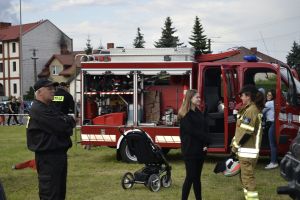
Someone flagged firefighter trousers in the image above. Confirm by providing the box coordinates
[239,157,258,199]
[35,152,68,200]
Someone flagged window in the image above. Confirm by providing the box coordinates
[51,65,60,75]
[12,43,16,53]
[0,44,2,54]
[0,63,3,73]
[12,61,16,72]
[13,83,17,94]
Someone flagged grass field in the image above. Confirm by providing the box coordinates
[0,126,290,200]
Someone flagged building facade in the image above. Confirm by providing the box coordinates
[0,20,72,98]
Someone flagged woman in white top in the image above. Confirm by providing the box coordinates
[263,89,278,169]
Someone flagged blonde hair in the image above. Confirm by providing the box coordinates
[178,89,197,120]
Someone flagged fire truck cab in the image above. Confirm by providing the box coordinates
[79,48,300,162]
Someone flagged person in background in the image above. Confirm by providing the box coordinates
[17,97,24,125]
[264,89,278,169]
[53,82,75,115]
[7,96,20,125]
[231,85,264,200]
[27,79,75,200]
[178,89,209,200]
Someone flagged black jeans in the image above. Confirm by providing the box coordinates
[182,158,205,200]
[7,114,19,125]
[35,152,67,200]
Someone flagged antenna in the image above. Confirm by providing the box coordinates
[259,31,269,55]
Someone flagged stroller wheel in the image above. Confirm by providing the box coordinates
[161,174,172,188]
[148,174,161,192]
[121,172,134,189]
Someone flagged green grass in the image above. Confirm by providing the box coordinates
[0,126,290,200]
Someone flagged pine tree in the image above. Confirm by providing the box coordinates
[85,36,93,55]
[287,41,300,76]
[133,27,145,48]
[189,16,209,55]
[154,17,183,48]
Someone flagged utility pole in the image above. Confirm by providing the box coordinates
[19,0,23,99]
[30,48,38,82]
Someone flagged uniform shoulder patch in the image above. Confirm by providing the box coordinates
[242,117,251,124]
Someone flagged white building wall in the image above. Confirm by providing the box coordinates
[9,59,19,77]
[22,20,73,95]
[9,42,19,57]
[0,41,3,59]
[3,43,8,57]
[4,60,9,77]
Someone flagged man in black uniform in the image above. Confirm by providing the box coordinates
[53,82,74,115]
[26,79,75,200]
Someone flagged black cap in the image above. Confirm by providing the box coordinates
[33,79,59,91]
[239,85,258,95]
[59,82,69,87]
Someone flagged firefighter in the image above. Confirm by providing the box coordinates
[53,82,75,115]
[231,85,265,200]
[26,79,75,200]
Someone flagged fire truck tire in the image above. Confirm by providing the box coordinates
[161,148,170,155]
[120,141,137,163]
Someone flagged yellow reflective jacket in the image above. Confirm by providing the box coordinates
[232,102,263,158]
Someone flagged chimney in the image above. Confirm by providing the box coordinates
[250,47,257,54]
[0,22,12,29]
[60,46,69,55]
[107,43,114,49]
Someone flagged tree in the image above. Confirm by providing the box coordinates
[154,17,183,48]
[189,16,209,55]
[287,41,300,76]
[133,27,145,48]
[85,36,93,55]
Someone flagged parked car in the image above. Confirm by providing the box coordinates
[0,101,9,114]
[23,101,33,114]
[277,132,300,200]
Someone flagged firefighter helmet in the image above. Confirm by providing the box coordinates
[223,158,241,177]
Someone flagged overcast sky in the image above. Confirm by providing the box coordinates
[2,0,300,63]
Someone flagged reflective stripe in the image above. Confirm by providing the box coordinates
[26,116,30,128]
[255,114,263,150]
[155,136,181,143]
[53,96,64,102]
[238,147,259,158]
[246,191,259,200]
[81,134,116,142]
[240,123,255,132]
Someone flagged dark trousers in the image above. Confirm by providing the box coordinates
[7,114,19,125]
[182,158,205,200]
[35,153,67,200]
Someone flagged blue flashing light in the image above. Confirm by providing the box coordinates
[244,55,258,62]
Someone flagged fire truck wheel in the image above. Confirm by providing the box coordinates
[121,172,134,189]
[120,141,137,163]
[161,148,170,155]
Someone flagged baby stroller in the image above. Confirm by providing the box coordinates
[119,128,172,192]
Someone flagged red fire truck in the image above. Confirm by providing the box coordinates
[78,48,300,162]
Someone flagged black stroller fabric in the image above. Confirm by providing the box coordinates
[125,130,166,164]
